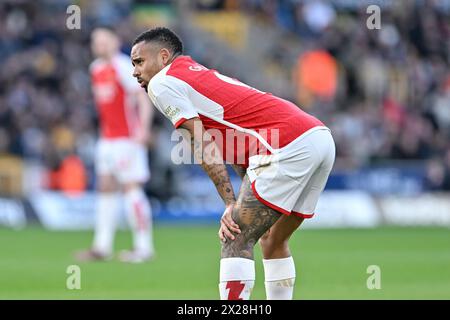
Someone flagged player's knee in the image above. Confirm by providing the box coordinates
[260,230,270,242]
[230,204,245,229]
[259,233,289,258]
[221,234,255,259]
[221,235,254,252]
[259,234,274,253]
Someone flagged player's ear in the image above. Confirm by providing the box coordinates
[159,48,171,65]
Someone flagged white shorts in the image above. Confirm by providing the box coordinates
[96,138,150,184]
[247,127,335,219]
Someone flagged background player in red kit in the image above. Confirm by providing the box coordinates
[131,27,335,298]
[76,28,155,263]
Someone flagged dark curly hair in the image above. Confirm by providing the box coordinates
[132,27,183,55]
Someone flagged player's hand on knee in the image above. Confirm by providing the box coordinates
[219,203,240,242]
[219,223,238,242]
[218,225,230,242]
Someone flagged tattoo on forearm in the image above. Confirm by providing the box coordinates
[191,136,236,205]
[231,164,246,180]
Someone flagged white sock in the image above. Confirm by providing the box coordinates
[263,256,296,300]
[124,188,154,255]
[92,192,119,255]
[219,258,255,300]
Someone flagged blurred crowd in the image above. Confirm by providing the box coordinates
[0,0,177,197]
[242,0,450,189]
[0,0,449,193]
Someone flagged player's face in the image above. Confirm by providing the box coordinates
[131,42,170,90]
[91,29,119,59]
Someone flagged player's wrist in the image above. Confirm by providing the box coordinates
[224,200,236,207]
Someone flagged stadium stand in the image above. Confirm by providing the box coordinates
[0,0,449,227]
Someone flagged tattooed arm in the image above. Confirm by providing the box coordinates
[231,164,246,180]
[179,118,241,240]
[179,117,236,206]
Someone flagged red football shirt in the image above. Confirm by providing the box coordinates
[147,56,324,167]
[90,53,141,139]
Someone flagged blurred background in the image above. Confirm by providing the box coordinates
[0,0,449,299]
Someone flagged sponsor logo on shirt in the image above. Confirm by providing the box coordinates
[164,105,181,121]
[188,64,208,72]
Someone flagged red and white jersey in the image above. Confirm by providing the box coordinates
[147,56,324,167]
[90,53,141,139]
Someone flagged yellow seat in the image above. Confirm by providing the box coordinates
[0,154,23,196]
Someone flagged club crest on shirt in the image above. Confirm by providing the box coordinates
[164,105,181,121]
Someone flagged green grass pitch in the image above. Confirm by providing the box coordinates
[0,225,449,299]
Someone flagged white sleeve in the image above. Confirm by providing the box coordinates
[149,78,198,128]
[113,54,140,92]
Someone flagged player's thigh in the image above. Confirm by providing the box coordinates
[122,181,144,193]
[97,174,119,192]
[222,175,282,258]
[260,214,304,246]
[232,175,282,242]
[114,141,150,187]
[95,140,119,192]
